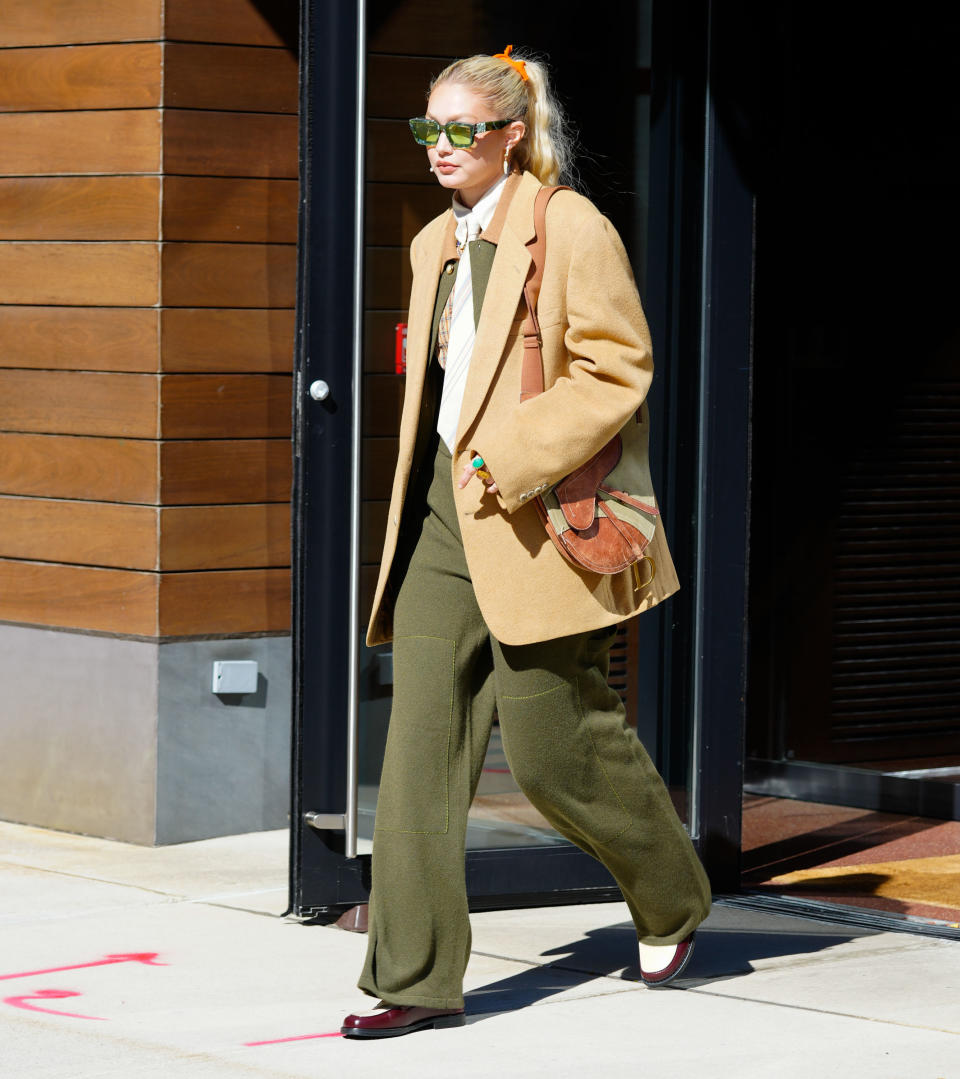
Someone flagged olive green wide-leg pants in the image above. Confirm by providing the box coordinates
[358,438,711,1010]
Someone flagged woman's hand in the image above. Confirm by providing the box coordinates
[458,452,499,494]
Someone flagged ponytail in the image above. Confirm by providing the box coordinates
[429,48,577,187]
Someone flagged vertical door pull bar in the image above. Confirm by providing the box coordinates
[343,0,368,860]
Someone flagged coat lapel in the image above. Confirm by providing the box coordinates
[455,172,541,448]
[398,213,454,462]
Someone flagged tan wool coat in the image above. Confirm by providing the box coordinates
[366,170,680,647]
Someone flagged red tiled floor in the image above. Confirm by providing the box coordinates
[741,794,960,921]
[742,796,942,879]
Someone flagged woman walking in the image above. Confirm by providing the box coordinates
[341,45,711,1039]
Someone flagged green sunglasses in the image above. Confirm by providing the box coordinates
[408,116,513,149]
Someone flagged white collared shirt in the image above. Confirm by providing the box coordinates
[452,172,509,247]
[436,174,509,453]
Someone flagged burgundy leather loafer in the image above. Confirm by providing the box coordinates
[638,930,696,986]
[341,1005,465,1039]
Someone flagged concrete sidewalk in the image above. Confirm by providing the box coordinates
[0,821,956,1078]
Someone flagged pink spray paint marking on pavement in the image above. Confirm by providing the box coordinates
[2,953,164,1024]
[0,952,165,982]
[245,1031,343,1045]
[4,989,107,1021]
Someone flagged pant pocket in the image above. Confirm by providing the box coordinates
[374,634,456,835]
[497,678,632,848]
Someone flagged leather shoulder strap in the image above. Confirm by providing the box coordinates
[520,185,570,402]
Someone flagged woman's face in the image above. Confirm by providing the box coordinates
[424,81,524,208]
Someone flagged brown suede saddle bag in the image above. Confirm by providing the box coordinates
[521,186,659,587]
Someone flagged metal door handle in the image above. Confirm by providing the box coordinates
[309,379,330,401]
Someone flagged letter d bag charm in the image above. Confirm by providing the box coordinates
[521,187,658,591]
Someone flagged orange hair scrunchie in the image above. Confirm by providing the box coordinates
[493,44,529,82]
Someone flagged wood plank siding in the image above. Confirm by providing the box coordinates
[2,1,163,48]
[161,309,296,373]
[0,43,163,112]
[0,0,297,637]
[0,177,161,241]
[0,307,159,372]
[0,111,164,176]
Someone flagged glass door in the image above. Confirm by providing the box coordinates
[291,0,710,917]
[735,2,960,933]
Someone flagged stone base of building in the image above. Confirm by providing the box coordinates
[0,624,291,845]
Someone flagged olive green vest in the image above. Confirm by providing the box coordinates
[411,239,499,480]
[428,238,497,354]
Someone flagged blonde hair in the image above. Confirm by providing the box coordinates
[430,49,576,187]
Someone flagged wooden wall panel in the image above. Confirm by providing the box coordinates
[360,564,379,626]
[367,0,484,56]
[0,178,160,241]
[159,374,291,439]
[362,438,399,500]
[160,440,291,505]
[360,501,389,565]
[365,310,406,374]
[161,308,294,372]
[362,375,404,437]
[0,564,292,637]
[164,0,297,48]
[160,503,290,570]
[158,568,290,635]
[0,371,158,437]
[162,178,298,244]
[0,1,162,47]
[0,8,300,641]
[163,111,298,177]
[160,243,296,308]
[0,110,163,176]
[164,44,298,113]
[0,308,158,372]
[0,244,159,306]
[366,55,443,119]
[0,559,158,636]
[365,182,446,247]
[0,43,162,112]
[367,119,432,183]
[0,434,159,503]
[155,27,297,634]
[0,497,157,570]
[365,247,413,310]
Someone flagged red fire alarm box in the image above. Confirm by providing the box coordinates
[394,323,408,375]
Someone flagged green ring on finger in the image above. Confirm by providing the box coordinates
[471,455,485,469]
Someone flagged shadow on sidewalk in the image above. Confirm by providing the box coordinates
[465,915,872,1020]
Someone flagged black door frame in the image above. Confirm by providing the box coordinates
[646,0,753,893]
[289,0,753,916]
[288,0,365,916]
